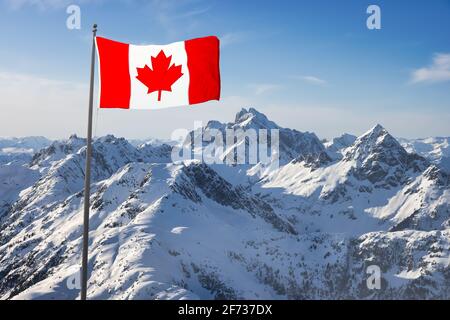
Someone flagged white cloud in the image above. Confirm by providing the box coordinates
[148,0,211,38]
[248,83,282,95]
[0,71,87,138]
[219,32,246,48]
[176,6,210,18]
[291,75,327,86]
[411,53,450,84]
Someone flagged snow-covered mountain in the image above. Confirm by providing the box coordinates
[128,138,178,148]
[399,137,450,173]
[0,136,52,165]
[0,136,51,151]
[0,109,449,300]
[184,108,330,169]
[324,133,357,160]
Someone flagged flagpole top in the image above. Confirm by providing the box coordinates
[93,24,97,33]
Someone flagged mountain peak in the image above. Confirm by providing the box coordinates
[235,107,259,122]
[96,134,121,144]
[233,107,279,130]
[355,124,394,148]
[362,123,389,137]
[371,123,385,132]
[344,124,428,186]
[68,134,79,140]
[345,124,403,161]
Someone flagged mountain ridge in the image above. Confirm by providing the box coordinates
[0,108,449,300]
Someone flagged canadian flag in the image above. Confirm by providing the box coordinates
[95,36,220,109]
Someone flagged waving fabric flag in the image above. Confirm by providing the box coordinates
[96,36,220,109]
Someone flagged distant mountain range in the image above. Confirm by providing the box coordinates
[0,136,52,165]
[0,108,449,299]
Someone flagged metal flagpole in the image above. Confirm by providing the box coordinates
[81,23,97,301]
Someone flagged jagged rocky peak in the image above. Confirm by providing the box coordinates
[91,134,141,155]
[344,124,428,186]
[202,108,279,133]
[89,134,143,165]
[68,133,80,140]
[30,134,86,166]
[65,134,86,151]
[183,108,330,167]
[90,134,171,166]
[345,124,407,162]
[205,120,224,130]
[95,134,126,145]
[55,134,138,167]
[231,108,330,166]
[232,107,279,130]
[423,164,450,186]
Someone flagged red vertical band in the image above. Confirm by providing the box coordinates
[96,37,131,109]
[185,36,221,105]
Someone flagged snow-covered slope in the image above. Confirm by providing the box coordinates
[399,137,450,173]
[324,133,357,160]
[0,109,449,300]
[261,124,447,233]
[0,163,39,220]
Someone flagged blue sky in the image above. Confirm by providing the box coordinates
[0,0,449,139]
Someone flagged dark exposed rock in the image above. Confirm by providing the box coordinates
[181,163,297,235]
[344,125,428,188]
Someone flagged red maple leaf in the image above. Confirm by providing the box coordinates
[136,50,184,101]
